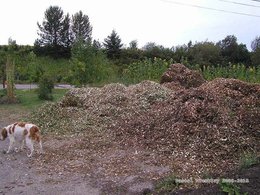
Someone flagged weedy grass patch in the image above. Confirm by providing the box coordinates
[155,175,179,193]
[0,88,68,111]
[239,152,259,170]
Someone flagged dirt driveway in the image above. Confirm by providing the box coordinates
[0,106,259,195]
[0,108,100,195]
[0,108,162,195]
[0,141,100,195]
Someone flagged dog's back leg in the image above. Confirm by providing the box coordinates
[20,139,25,151]
[7,136,15,154]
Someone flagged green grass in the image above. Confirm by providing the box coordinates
[0,88,68,111]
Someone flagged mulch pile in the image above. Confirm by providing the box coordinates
[160,63,206,89]
[30,63,260,178]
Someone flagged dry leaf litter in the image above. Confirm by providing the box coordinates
[29,63,260,186]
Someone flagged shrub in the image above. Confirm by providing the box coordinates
[37,75,55,100]
[121,57,172,84]
[69,40,116,86]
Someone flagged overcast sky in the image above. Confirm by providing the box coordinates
[0,0,259,49]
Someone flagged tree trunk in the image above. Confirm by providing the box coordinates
[6,56,16,103]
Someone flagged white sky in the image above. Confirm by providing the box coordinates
[0,0,259,49]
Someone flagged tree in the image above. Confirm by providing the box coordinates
[0,46,7,88]
[251,36,260,52]
[70,39,114,85]
[103,30,123,59]
[251,36,260,66]
[35,6,71,58]
[142,42,174,60]
[129,40,138,50]
[251,49,260,66]
[217,35,250,65]
[173,45,189,63]
[189,41,221,66]
[6,39,17,103]
[120,40,142,64]
[93,39,102,50]
[71,11,92,43]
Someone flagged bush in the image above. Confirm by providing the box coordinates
[69,40,116,86]
[121,57,172,84]
[196,63,260,83]
[37,75,55,100]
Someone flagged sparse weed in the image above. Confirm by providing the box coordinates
[239,152,259,170]
[155,175,179,193]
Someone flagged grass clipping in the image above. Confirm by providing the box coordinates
[29,63,260,177]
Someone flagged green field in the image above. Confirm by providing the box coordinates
[0,88,68,110]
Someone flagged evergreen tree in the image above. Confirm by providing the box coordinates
[35,6,71,58]
[71,11,92,43]
[103,30,123,59]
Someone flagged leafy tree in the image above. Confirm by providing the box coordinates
[142,42,174,60]
[189,41,221,66]
[217,35,238,63]
[5,39,18,103]
[251,36,260,66]
[251,49,260,66]
[70,39,114,85]
[173,45,189,63]
[251,36,260,52]
[35,6,71,58]
[0,46,7,88]
[217,35,250,65]
[71,11,92,43]
[103,30,123,59]
[129,40,138,50]
[236,44,251,65]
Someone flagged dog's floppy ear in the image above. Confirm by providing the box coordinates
[1,128,8,140]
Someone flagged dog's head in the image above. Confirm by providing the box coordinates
[0,128,8,140]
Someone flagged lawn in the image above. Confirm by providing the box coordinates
[0,89,68,124]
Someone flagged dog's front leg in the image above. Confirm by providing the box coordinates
[7,137,15,154]
[26,138,34,157]
[39,140,43,154]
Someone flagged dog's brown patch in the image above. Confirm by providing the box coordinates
[23,129,28,136]
[8,126,12,134]
[1,128,7,140]
[29,126,40,142]
[18,122,26,127]
[12,123,18,133]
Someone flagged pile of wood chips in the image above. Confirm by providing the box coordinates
[30,64,260,178]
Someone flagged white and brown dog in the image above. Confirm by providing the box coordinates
[0,122,43,157]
